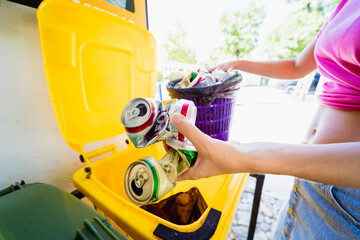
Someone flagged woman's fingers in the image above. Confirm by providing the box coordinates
[171,113,210,149]
[208,66,217,72]
[208,62,234,72]
[177,169,191,181]
[177,159,201,181]
[171,113,219,181]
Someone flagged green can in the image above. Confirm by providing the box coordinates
[124,139,198,205]
[124,156,175,205]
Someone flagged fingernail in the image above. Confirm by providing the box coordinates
[171,113,185,124]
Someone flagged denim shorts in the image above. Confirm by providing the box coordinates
[273,178,360,239]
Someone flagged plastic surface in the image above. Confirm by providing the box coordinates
[153,208,221,240]
[38,1,248,239]
[78,0,148,29]
[166,72,242,105]
[0,183,128,240]
[187,97,235,141]
[37,0,156,153]
[73,142,249,240]
[77,217,129,240]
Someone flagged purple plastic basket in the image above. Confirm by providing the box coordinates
[186,97,235,141]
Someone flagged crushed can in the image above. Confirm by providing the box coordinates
[121,98,197,148]
[174,68,238,88]
[124,139,198,205]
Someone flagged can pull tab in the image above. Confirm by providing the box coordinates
[134,168,149,188]
[124,108,141,124]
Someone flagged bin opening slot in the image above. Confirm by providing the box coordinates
[141,187,207,225]
[153,208,221,240]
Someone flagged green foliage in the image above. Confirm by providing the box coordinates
[218,0,338,60]
[314,0,340,12]
[163,21,197,64]
[286,0,339,10]
[261,7,325,59]
[166,72,184,81]
[220,3,266,58]
[157,71,164,82]
[262,0,339,59]
[200,47,230,69]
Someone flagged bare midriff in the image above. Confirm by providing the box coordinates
[304,105,360,144]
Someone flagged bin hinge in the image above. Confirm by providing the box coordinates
[0,181,26,197]
[79,144,119,179]
[79,144,118,165]
[84,167,92,179]
[76,217,129,240]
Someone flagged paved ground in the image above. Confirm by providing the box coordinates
[226,86,318,239]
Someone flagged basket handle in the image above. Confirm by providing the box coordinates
[153,208,221,240]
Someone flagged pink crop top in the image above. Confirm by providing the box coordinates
[315,0,360,111]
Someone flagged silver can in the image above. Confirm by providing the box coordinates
[164,99,197,141]
[166,138,198,176]
[120,97,155,129]
[124,154,176,205]
[124,140,198,205]
[121,98,197,147]
[121,97,169,148]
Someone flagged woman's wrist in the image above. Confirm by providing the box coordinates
[228,60,243,71]
[220,141,261,174]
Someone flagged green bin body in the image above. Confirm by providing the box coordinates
[0,182,128,240]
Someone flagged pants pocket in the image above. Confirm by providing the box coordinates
[328,185,360,228]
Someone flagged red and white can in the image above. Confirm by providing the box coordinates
[121,98,196,148]
[165,99,197,141]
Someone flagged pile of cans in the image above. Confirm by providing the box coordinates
[121,98,198,205]
[176,68,236,88]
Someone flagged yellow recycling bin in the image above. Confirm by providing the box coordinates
[37,0,248,239]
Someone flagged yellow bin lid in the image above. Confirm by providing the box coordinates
[37,0,157,153]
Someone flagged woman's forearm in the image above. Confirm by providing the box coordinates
[229,141,360,188]
[230,59,305,79]
[213,38,318,79]
[171,113,360,188]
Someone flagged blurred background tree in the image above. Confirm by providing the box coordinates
[285,0,339,10]
[163,21,197,64]
[220,3,266,59]
[160,0,339,73]
[166,72,185,80]
[258,0,339,59]
[157,71,164,82]
[260,7,324,59]
[200,47,230,69]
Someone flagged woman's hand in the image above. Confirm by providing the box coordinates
[208,61,235,72]
[167,113,360,187]
[169,113,237,181]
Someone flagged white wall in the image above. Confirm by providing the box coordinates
[0,1,127,192]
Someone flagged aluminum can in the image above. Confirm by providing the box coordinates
[121,98,197,147]
[124,153,176,205]
[176,68,220,88]
[166,138,198,176]
[124,140,198,205]
[177,71,198,88]
[121,97,170,148]
[212,68,228,82]
[164,99,197,141]
[195,74,217,87]
[121,97,156,129]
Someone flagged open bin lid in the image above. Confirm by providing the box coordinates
[37,0,157,153]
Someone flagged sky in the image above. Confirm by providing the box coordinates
[147,0,296,64]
